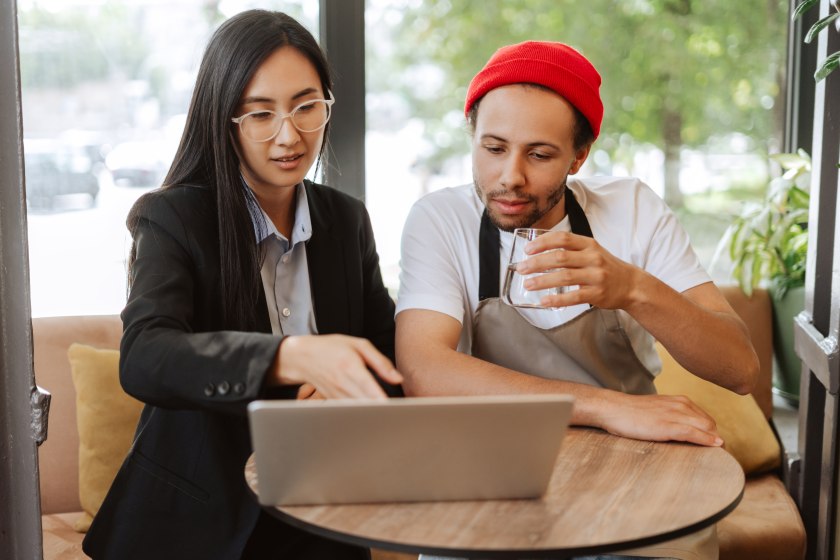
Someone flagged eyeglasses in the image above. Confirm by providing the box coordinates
[231,92,335,142]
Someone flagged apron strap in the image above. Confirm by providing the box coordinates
[565,187,593,238]
[478,188,593,301]
[478,209,501,301]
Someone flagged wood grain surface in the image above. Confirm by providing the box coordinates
[245,427,744,557]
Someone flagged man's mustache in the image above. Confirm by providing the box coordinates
[481,187,537,202]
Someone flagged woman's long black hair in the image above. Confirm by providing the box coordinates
[128,10,332,329]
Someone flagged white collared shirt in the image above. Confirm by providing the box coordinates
[397,177,711,375]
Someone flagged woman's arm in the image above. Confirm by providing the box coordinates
[120,192,285,413]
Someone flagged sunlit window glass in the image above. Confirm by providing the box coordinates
[19,0,318,317]
[365,0,789,291]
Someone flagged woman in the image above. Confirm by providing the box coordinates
[83,10,400,560]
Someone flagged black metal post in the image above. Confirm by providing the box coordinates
[319,0,366,201]
[794,2,840,558]
[0,0,45,558]
[784,0,820,154]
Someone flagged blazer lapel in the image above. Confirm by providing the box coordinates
[304,182,351,335]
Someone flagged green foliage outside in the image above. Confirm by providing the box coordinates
[18,3,150,88]
[369,0,789,209]
[18,0,793,275]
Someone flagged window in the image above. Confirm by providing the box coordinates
[22,1,792,314]
[365,0,790,290]
[20,0,318,317]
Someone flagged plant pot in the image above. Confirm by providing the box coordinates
[771,284,805,406]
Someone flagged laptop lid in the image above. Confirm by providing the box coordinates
[247,394,574,506]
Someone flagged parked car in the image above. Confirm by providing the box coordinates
[24,139,100,210]
[105,141,169,187]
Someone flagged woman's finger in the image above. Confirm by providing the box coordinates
[352,338,404,385]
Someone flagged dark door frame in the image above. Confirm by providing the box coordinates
[792,0,840,558]
[0,0,46,558]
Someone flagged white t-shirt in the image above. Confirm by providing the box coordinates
[396,176,711,375]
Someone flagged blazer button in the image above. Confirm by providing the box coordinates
[217,381,231,396]
[233,382,245,394]
[204,383,215,397]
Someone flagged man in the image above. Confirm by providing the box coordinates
[396,41,759,559]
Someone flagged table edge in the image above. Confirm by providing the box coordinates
[260,484,744,558]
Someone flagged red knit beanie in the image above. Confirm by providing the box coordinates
[464,41,603,139]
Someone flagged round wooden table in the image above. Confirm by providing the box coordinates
[245,428,745,558]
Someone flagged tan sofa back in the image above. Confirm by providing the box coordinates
[34,315,122,515]
[717,285,773,419]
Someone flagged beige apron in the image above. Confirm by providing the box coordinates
[469,191,717,560]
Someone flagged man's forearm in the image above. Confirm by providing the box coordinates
[395,308,725,446]
[399,341,723,445]
[625,276,759,394]
[401,340,629,428]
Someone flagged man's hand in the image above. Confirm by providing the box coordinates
[588,390,723,447]
[397,309,726,447]
[296,383,325,400]
[516,230,643,310]
[516,231,759,394]
[275,334,403,400]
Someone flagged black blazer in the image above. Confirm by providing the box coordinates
[83,181,397,560]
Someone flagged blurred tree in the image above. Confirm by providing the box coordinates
[371,0,787,208]
[18,2,150,89]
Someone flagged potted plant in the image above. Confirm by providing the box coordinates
[713,150,811,404]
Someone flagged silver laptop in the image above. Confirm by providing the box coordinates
[247,394,574,506]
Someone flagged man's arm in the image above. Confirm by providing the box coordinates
[625,280,758,393]
[520,231,760,394]
[396,308,723,446]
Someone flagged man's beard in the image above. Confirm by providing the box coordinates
[474,177,567,232]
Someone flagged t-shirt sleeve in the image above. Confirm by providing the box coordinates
[396,199,468,323]
[637,187,711,293]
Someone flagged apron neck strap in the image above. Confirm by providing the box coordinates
[478,187,592,301]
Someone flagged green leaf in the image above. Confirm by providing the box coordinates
[815,51,840,81]
[788,186,811,210]
[794,0,821,20]
[771,152,809,169]
[805,13,840,43]
[750,254,764,293]
[710,227,733,273]
[789,233,809,254]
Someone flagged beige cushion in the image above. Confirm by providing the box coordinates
[69,343,144,532]
[718,474,806,560]
[654,343,780,475]
[35,315,123,515]
[718,285,774,419]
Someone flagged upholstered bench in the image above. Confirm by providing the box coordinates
[699,286,806,559]
[655,286,805,559]
[35,315,123,560]
[33,315,413,560]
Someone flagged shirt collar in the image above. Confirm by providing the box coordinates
[248,182,313,246]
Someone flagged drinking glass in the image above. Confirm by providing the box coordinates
[502,228,567,309]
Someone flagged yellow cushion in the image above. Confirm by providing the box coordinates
[68,343,144,532]
[654,343,780,475]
